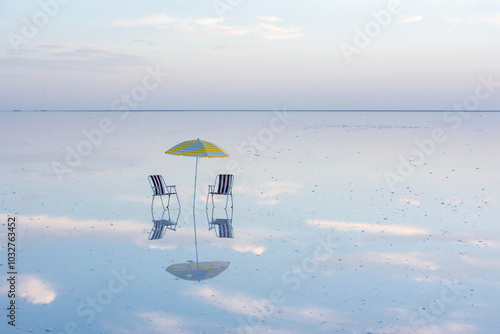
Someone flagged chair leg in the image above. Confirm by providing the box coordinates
[159,195,166,212]
[175,192,181,209]
[151,196,156,221]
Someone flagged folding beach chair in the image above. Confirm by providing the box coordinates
[148,175,180,212]
[206,174,234,210]
[147,175,180,239]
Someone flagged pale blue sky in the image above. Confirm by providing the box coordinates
[1,0,500,110]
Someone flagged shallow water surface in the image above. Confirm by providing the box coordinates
[0,111,499,333]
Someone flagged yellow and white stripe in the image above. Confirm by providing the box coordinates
[165,139,229,158]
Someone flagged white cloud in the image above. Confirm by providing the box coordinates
[256,23,305,40]
[232,245,266,255]
[461,255,500,268]
[196,17,224,26]
[18,215,271,256]
[113,14,304,40]
[364,251,439,270]
[442,14,500,26]
[113,14,178,27]
[258,181,304,198]
[16,214,184,249]
[18,275,57,305]
[308,219,428,236]
[376,322,478,334]
[398,15,423,23]
[183,286,346,325]
[257,16,282,22]
[135,312,187,333]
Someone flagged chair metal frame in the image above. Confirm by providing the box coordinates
[149,175,180,214]
[149,208,180,240]
[206,174,234,210]
[148,175,180,240]
[207,205,234,238]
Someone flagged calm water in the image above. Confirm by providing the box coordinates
[1,111,499,334]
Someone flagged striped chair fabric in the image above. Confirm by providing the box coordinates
[218,223,233,238]
[149,175,166,195]
[149,222,166,240]
[215,174,233,194]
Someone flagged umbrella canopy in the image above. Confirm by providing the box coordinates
[166,261,230,282]
[165,139,229,267]
[165,139,229,158]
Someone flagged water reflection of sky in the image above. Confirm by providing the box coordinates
[1,111,499,333]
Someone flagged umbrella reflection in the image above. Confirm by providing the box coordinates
[166,261,230,282]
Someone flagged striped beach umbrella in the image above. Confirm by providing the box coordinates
[166,261,230,282]
[165,139,229,267]
[165,139,229,158]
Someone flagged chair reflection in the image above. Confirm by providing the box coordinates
[207,205,234,238]
[149,207,180,240]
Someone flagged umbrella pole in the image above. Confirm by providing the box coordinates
[193,156,199,269]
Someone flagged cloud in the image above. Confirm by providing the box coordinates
[112,14,304,40]
[376,323,478,334]
[1,45,147,72]
[461,255,500,268]
[135,312,187,333]
[235,181,304,205]
[256,23,305,40]
[364,251,439,270]
[184,286,346,324]
[18,275,57,304]
[258,181,304,198]
[232,245,266,255]
[16,214,181,249]
[113,14,178,27]
[17,214,270,256]
[398,15,423,23]
[442,14,500,26]
[308,219,428,236]
[257,16,282,22]
[196,17,224,26]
